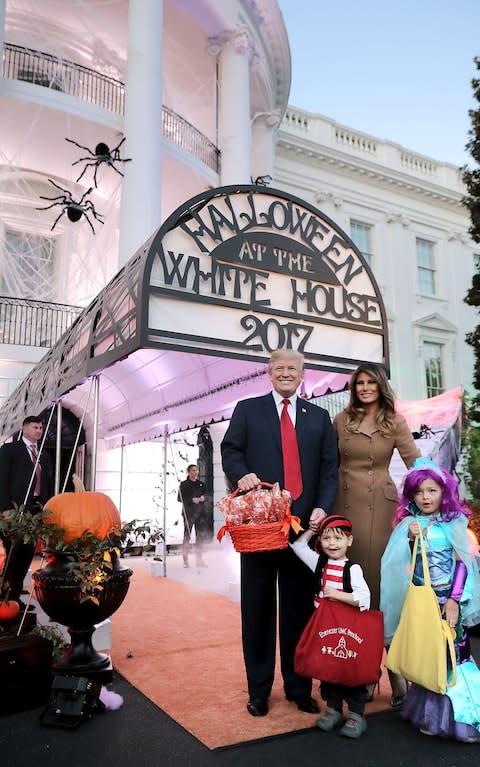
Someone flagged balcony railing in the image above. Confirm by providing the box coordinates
[162,106,220,172]
[0,296,82,348]
[3,42,125,113]
[2,43,220,173]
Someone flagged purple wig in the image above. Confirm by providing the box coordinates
[394,465,471,526]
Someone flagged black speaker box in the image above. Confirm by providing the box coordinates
[40,675,105,728]
[0,634,53,715]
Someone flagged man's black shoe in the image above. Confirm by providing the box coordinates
[286,695,320,713]
[247,697,269,717]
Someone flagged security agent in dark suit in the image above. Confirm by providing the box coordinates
[221,351,338,717]
[0,415,54,604]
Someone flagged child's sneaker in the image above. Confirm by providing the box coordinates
[315,706,344,732]
[339,712,367,738]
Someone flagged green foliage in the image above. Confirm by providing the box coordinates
[464,56,480,389]
[31,623,68,655]
[462,393,480,503]
[0,507,156,604]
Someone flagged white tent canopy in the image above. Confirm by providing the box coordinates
[0,185,388,447]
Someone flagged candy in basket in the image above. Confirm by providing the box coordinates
[216,481,301,553]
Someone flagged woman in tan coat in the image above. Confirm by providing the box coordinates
[332,362,420,704]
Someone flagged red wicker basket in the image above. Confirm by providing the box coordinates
[217,482,299,553]
[228,519,289,553]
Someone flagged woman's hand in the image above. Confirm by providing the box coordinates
[442,598,459,629]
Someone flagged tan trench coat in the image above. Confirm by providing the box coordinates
[332,411,420,609]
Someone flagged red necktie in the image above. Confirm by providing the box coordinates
[280,398,303,500]
[30,444,42,496]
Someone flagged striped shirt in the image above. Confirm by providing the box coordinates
[321,559,346,593]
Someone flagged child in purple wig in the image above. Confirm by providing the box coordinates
[381,457,480,742]
[394,460,470,526]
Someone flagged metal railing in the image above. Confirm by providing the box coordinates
[2,43,220,173]
[0,296,82,348]
[3,43,125,113]
[162,106,220,172]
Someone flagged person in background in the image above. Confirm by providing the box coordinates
[381,458,480,742]
[332,362,420,706]
[177,464,207,569]
[221,350,338,718]
[0,416,53,609]
[291,515,371,738]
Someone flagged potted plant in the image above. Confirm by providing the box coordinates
[0,506,61,629]
[0,476,155,672]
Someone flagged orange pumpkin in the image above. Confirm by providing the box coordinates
[43,474,121,543]
[0,538,6,574]
[0,599,20,621]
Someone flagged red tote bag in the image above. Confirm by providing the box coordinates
[295,599,384,686]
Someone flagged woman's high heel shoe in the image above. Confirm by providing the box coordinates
[387,669,407,708]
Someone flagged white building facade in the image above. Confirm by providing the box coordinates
[0,0,289,408]
[275,108,477,401]
[0,0,477,527]
[0,0,290,530]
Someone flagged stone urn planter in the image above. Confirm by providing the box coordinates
[33,550,132,672]
[0,475,158,674]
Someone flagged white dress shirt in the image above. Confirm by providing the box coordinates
[272,390,297,426]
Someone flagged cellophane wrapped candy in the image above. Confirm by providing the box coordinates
[217,482,291,526]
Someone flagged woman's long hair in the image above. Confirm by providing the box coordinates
[345,362,396,434]
[394,466,471,526]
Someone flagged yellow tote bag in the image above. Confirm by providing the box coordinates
[386,528,456,694]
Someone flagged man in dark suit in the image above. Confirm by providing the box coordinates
[221,351,338,717]
[0,415,54,606]
[177,464,208,568]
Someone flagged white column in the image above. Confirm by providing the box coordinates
[210,29,253,186]
[0,0,5,55]
[252,111,281,183]
[118,0,163,266]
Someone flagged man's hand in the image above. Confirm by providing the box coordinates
[309,508,327,533]
[237,473,261,492]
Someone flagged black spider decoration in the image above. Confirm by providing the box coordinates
[411,423,437,440]
[36,179,104,234]
[65,136,132,187]
[251,174,272,186]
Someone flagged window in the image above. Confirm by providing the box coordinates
[350,220,372,267]
[1,229,56,300]
[416,238,435,295]
[423,342,444,397]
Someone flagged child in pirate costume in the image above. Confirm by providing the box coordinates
[290,515,371,739]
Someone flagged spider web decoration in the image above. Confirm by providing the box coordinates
[5,0,128,82]
[160,7,217,145]
[0,0,227,332]
[0,153,123,309]
[1,0,130,307]
[2,229,56,301]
